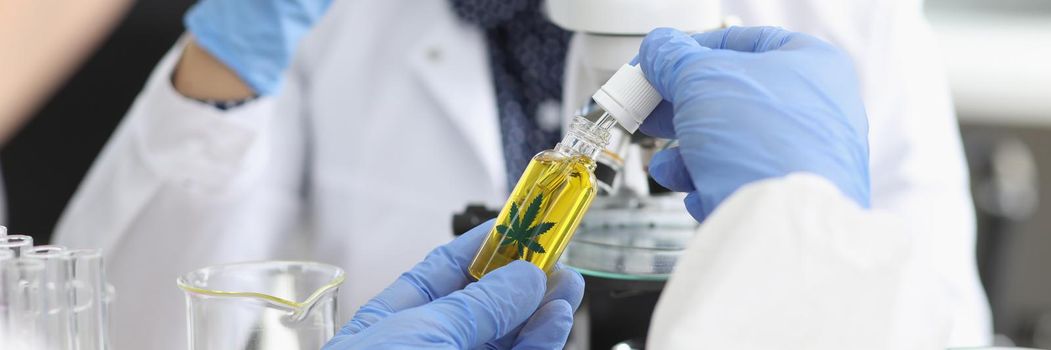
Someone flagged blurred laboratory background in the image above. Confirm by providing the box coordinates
[1,0,1049,347]
[929,0,1051,347]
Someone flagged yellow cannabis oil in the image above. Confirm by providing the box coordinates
[467,65,662,279]
[468,150,597,279]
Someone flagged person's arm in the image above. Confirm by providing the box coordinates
[175,0,333,98]
[0,0,131,143]
[171,38,254,101]
[52,36,299,256]
[169,0,333,101]
[53,5,336,346]
[54,0,335,252]
[52,38,310,350]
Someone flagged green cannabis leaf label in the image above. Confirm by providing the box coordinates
[498,193,556,258]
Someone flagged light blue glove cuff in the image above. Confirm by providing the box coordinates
[183,0,332,95]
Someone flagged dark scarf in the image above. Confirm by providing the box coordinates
[448,0,572,192]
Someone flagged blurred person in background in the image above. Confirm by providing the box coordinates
[0,0,131,141]
[0,0,131,221]
[50,1,991,349]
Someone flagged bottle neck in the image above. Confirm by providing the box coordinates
[555,113,616,159]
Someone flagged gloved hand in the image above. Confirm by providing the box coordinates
[638,27,870,222]
[183,0,333,95]
[322,220,585,349]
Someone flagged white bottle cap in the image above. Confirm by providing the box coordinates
[591,64,662,134]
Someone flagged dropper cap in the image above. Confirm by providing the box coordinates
[591,64,663,134]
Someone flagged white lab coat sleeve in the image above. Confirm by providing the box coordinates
[52,36,300,260]
[647,173,954,350]
[53,36,307,350]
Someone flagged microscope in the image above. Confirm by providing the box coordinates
[453,1,728,348]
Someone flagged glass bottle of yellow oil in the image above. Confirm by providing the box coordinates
[469,64,662,279]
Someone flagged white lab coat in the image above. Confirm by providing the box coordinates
[649,174,954,350]
[53,0,990,349]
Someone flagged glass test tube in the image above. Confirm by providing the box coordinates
[68,249,108,350]
[0,247,13,341]
[23,245,75,350]
[1,257,47,349]
[0,235,34,257]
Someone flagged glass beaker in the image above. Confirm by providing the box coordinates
[177,261,345,350]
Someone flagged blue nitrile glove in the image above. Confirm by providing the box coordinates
[183,0,333,95]
[637,27,871,222]
[322,220,585,350]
